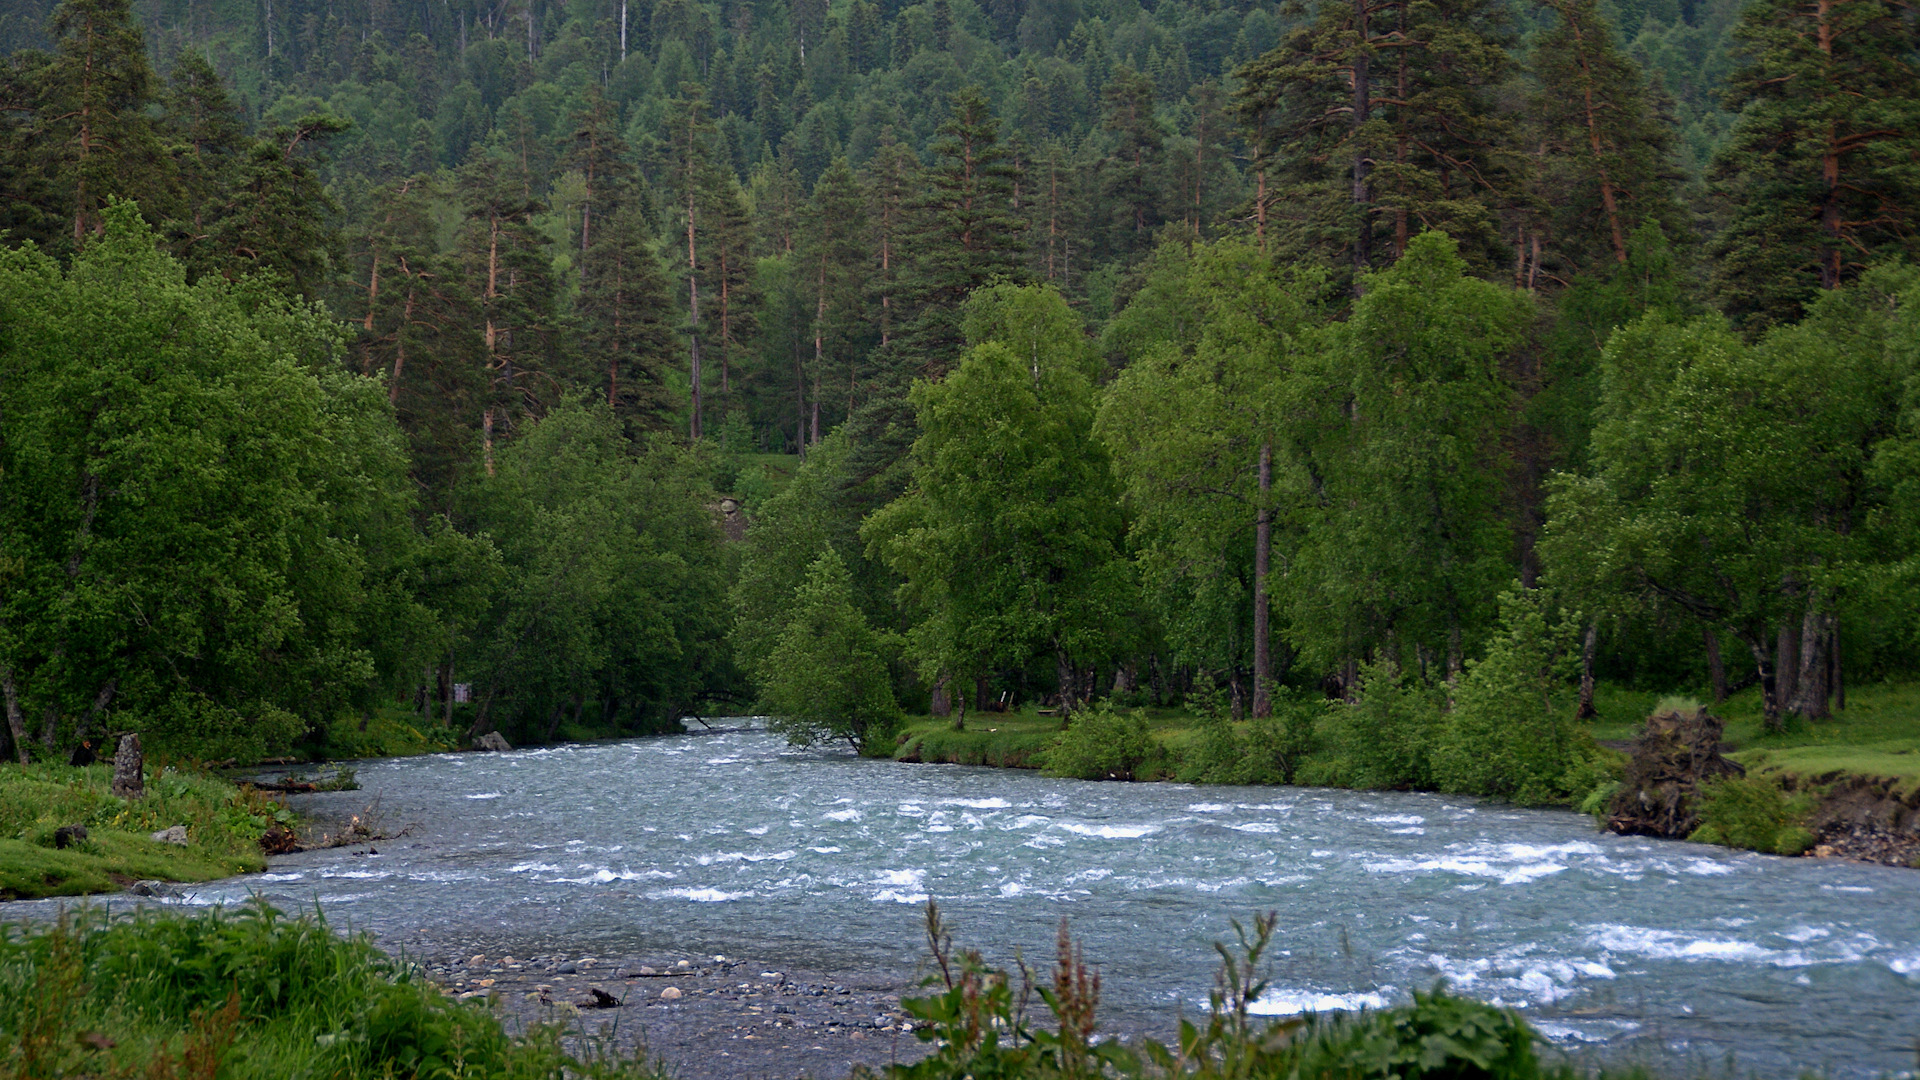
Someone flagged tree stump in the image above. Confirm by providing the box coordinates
[109,733,143,800]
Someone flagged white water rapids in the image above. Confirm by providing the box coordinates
[26,728,1920,1076]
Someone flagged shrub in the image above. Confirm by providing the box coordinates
[1040,702,1152,780]
[1324,660,1442,790]
[1688,775,1819,855]
[1432,588,1585,804]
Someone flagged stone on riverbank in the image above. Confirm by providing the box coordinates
[150,825,189,845]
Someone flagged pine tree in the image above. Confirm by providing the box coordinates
[576,204,677,432]
[1099,65,1167,256]
[1524,0,1685,287]
[457,148,559,471]
[698,167,758,406]
[351,173,486,507]
[663,84,722,441]
[1235,0,1521,287]
[893,85,1026,379]
[861,134,920,349]
[33,0,175,252]
[564,87,638,256]
[801,157,872,443]
[1707,0,1920,331]
[159,51,246,273]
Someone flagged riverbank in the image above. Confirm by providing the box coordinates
[891,681,1920,868]
[0,763,278,900]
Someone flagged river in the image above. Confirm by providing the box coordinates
[50,728,1920,1076]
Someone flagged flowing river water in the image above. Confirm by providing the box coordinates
[40,728,1920,1076]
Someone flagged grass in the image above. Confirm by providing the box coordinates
[0,763,272,900]
[0,901,667,1079]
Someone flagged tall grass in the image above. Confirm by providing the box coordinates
[0,900,667,1079]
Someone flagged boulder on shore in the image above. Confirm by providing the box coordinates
[1606,707,1744,838]
[150,824,190,845]
[474,731,512,752]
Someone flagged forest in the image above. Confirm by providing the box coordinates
[0,0,1916,800]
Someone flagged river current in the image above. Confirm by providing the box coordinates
[46,728,1920,1075]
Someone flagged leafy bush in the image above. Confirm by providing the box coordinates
[1040,702,1152,780]
[1324,660,1442,790]
[1433,589,1586,804]
[1688,775,1819,855]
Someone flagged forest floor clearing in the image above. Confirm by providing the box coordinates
[0,763,273,900]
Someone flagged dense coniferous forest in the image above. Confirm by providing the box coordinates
[0,0,1916,804]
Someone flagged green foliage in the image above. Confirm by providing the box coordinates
[1325,661,1443,791]
[1040,702,1153,781]
[0,902,670,1078]
[1687,775,1818,855]
[866,285,1131,705]
[759,550,903,755]
[457,402,731,742]
[0,205,424,761]
[1433,588,1589,804]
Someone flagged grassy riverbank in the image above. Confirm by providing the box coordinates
[0,763,279,900]
[0,901,668,1078]
[892,680,1920,864]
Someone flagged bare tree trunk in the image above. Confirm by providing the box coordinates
[1830,619,1845,710]
[2,669,27,765]
[1251,440,1273,718]
[1745,634,1782,732]
[1349,30,1370,294]
[1789,605,1833,720]
[1575,622,1598,720]
[930,674,951,718]
[1775,621,1800,710]
[1056,651,1076,712]
[1705,627,1728,703]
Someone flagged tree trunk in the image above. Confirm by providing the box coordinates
[1349,37,1370,293]
[930,674,951,718]
[75,679,116,745]
[2,670,27,765]
[1056,651,1076,711]
[1830,619,1845,710]
[1251,440,1273,718]
[1705,627,1728,703]
[1789,605,1833,720]
[1575,622,1598,720]
[1775,621,1800,710]
[1745,633,1783,732]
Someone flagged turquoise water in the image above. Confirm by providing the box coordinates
[89,730,1920,1075]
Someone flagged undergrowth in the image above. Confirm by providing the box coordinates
[0,901,667,1079]
[868,902,1654,1080]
